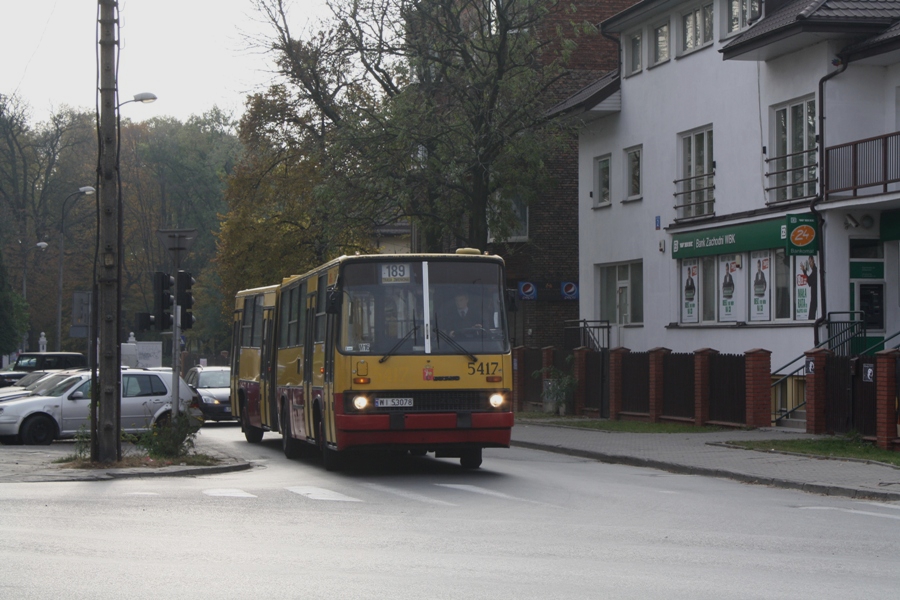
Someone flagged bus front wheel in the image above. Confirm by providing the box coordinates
[317,418,342,472]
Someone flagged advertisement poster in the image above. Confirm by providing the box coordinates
[681,259,698,323]
[795,255,819,320]
[750,250,770,321]
[719,254,742,322]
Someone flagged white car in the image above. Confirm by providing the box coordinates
[0,368,199,445]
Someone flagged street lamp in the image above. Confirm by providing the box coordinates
[20,240,49,351]
[117,92,157,108]
[56,186,96,351]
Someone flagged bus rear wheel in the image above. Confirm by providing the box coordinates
[281,405,303,459]
[460,448,482,469]
[241,403,264,444]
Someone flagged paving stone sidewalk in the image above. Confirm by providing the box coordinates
[512,422,900,501]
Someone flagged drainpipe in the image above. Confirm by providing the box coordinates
[810,55,849,345]
[601,29,621,73]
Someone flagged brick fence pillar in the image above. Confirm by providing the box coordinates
[804,347,831,435]
[609,347,630,421]
[694,348,718,426]
[648,347,671,423]
[512,346,526,412]
[744,348,772,428]
[875,349,900,450]
[574,347,589,416]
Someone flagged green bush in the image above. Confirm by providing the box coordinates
[133,413,199,459]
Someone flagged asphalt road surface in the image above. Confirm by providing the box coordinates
[1,423,898,599]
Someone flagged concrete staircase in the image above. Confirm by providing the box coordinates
[775,409,806,429]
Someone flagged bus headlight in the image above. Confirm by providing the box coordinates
[489,393,504,408]
[353,395,370,410]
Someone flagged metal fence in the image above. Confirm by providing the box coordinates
[563,320,610,353]
[825,354,877,436]
[620,352,650,414]
[708,353,746,424]
[662,353,695,419]
[584,349,609,417]
[519,348,544,410]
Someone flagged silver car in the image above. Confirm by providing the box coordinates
[0,368,198,445]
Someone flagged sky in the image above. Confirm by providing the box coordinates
[0,0,330,124]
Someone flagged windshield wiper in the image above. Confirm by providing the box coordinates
[379,324,418,363]
[432,317,477,362]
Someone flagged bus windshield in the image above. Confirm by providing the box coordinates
[340,260,510,357]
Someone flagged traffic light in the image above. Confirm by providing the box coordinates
[177,270,195,330]
[135,312,154,332]
[153,271,174,330]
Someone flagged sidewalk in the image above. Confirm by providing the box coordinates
[1,423,899,500]
[512,422,900,501]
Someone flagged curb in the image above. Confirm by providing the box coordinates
[5,460,253,483]
[510,440,900,502]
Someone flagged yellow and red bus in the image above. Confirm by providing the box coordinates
[230,250,514,469]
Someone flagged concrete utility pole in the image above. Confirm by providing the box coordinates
[96,0,121,463]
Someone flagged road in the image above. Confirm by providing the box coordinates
[1,423,898,599]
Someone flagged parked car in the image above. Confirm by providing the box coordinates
[1,353,88,387]
[0,368,200,445]
[184,365,233,422]
[0,369,75,402]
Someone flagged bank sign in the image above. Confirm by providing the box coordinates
[671,214,818,259]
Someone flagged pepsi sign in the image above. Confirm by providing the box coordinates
[561,282,579,300]
[518,281,536,300]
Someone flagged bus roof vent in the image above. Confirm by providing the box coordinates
[455,248,481,255]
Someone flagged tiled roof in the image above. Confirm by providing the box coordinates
[723,0,900,52]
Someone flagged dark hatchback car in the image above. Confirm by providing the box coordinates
[184,366,234,422]
[1,353,87,387]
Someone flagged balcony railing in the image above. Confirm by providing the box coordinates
[826,131,900,200]
[764,148,817,205]
[673,171,715,220]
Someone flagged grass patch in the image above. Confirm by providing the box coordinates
[54,453,218,469]
[729,434,900,467]
[515,413,723,434]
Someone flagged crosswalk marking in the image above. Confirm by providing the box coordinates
[361,482,457,506]
[799,506,900,521]
[286,486,362,502]
[435,483,559,507]
[203,488,257,498]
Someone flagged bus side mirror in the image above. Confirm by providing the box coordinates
[506,289,518,312]
[326,289,341,314]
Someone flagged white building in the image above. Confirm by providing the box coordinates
[555,0,900,368]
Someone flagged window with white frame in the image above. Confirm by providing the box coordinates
[625,146,642,200]
[771,97,816,203]
[652,21,670,65]
[677,127,714,218]
[626,31,642,75]
[599,261,643,325]
[682,3,714,53]
[593,155,611,207]
[488,195,528,242]
[726,0,760,35]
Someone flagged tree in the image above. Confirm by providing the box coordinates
[249,0,587,251]
[0,252,28,355]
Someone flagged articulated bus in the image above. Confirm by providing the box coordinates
[230,249,514,470]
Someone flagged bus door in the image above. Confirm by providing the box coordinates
[303,287,318,439]
[260,307,278,428]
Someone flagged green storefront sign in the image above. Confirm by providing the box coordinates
[671,214,819,259]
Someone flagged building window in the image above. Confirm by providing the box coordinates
[626,31,642,75]
[625,146,642,200]
[488,195,529,242]
[682,4,714,53]
[593,155,611,207]
[677,127,714,218]
[770,97,816,203]
[652,21,670,65]
[681,257,718,323]
[599,261,643,325]
[726,0,760,35]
